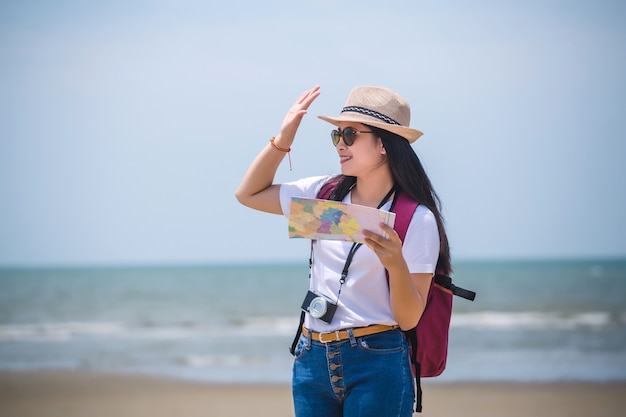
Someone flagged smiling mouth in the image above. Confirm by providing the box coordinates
[339,155,351,163]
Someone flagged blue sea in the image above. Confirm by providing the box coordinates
[1,259,625,384]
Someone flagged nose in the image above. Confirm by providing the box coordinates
[335,136,347,149]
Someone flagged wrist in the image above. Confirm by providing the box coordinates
[269,136,292,171]
[270,136,291,152]
[385,258,410,278]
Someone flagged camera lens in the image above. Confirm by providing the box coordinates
[309,297,328,318]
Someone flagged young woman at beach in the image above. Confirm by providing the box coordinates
[236,85,451,417]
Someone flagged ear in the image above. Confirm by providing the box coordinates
[378,139,387,155]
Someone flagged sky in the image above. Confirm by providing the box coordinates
[1,0,625,267]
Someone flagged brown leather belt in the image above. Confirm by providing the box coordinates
[302,324,399,343]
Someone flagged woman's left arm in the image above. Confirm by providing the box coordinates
[364,224,432,330]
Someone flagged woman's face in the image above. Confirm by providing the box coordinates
[335,122,387,177]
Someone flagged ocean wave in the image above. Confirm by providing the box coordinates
[180,354,245,368]
[0,316,300,343]
[0,311,622,343]
[451,311,621,330]
[0,322,127,342]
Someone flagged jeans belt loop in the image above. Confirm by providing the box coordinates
[347,328,357,347]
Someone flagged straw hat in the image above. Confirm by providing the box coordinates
[318,86,423,143]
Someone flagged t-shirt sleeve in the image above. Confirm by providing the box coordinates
[279,175,331,219]
[402,205,441,275]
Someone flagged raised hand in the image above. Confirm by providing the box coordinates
[235,85,321,215]
[276,85,321,147]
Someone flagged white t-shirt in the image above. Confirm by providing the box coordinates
[280,175,440,332]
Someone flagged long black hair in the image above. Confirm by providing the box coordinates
[328,125,452,275]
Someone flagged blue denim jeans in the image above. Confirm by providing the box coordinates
[292,327,415,417]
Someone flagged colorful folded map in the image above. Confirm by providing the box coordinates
[288,197,396,243]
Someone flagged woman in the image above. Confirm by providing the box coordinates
[236,85,451,417]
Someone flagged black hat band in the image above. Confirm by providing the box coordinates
[341,106,400,126]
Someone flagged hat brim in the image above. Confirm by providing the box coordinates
[318,114,423,143]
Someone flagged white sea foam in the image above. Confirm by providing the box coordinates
[182,354,244,368]
[451,311,615,330]
[0,316,300,343]
[0,311,618,343]
[227,316,300,336]
[0,322,126,342]
[0,321,205,342]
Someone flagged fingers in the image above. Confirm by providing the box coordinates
[298,85,320,101]
[364,223,399,244]
[277,86,321,145]
[363,223,402,253]
[296,85,321,109]
[363,223,402,261]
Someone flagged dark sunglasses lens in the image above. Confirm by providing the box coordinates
[331,130,341,146]
[342,128,356,146]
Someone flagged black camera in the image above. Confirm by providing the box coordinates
[301,290,338,324]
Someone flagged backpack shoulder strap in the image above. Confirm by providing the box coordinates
[317,176,342,200]
[433,274,476,301]
[391,190,419,241]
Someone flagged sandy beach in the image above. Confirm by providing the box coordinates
[0,371,623,417]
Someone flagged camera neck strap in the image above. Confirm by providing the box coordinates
[291,184,397,355]
[330,185,397,295]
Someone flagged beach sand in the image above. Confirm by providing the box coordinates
[0,371,624,417]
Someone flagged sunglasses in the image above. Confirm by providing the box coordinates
[331,127,374,146]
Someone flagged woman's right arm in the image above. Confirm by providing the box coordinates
[235,86,321,214]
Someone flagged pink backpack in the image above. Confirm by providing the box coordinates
[313,178,477,412]
[391,191,476,412]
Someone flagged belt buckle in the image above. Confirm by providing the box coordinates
[318,330,340,343]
